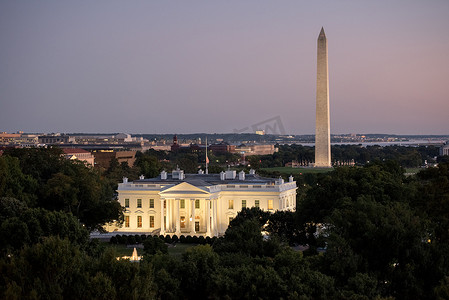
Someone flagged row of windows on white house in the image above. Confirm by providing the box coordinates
[124,215,236,230]
[124,198,277,210]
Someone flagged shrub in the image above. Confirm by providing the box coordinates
[135,234,142,244]
[143,236,168,255]
[164,235,172,243]
[180,235,186,243]
[128,235,136,245]
[172,235,179,243]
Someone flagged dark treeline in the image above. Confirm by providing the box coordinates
[257,144,441,168]
[1,148,449,299]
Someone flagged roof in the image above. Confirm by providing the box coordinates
[133,173,277,187]
[62,148,90,154]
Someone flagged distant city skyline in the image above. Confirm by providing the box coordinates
[1,1,448,135]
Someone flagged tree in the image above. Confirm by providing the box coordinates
[143,235,168,256]
[0,156,37,205]
[134,154,161,178]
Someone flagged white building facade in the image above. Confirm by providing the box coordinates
[109,169,297,237]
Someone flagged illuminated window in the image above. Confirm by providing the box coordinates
[149,199,154,208]
[268,200,273,210]
[195,199,200,209]
[242,199,246,208]
[180,199,185,209]
[137,199,142,208]
[150,216,154,228]
[255,200,260,208]
[181,216,186,228]
[137,216,142,227]
[228,199,234,209]
[125,199,129,208]
[125,216,129,227]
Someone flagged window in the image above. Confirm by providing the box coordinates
[268,200,273,210]
[229,217,233,225]
[164,200,166,209]
[137,199,142,208]
[125,216,129,227]
[150,216,154,228]
[137,216,142,227]
[149,199,154,208]
[195,199,200,209]
[125,199,129,208]
[180,216,185,228]
[255,200,260,208]
[242,199,246,209]
[180,199,185,209]
[195,221,200,232]
[228,199,234,209]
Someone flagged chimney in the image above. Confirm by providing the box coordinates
[139,175,145,180]
[289,175,294,182]
[249,169,256,175]
[239,170,245,180]
[225,170,236,179]
[220,171,226,181]
[277,176,284,185]
[123,177,128,183]
[161,170,167,180]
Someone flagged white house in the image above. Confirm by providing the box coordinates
[107,169,297,237]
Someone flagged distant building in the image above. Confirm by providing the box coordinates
[235,144,276,156]
[62,148,95,167]
[285,161,301,168]
[440,141,449,156]
[106,169,297,237]
[92,150,137,169]
[39,134,75,145]
[209,142,236,154]
[0,132,39,147]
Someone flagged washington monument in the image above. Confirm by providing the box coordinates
[314,27,331,167]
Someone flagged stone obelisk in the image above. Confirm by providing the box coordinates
[314,27,331,167]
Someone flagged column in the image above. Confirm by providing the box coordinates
[216,197,221,235]
[206,200,211,236]
[166,199,170,232]
[190,199,196,234]
[160,199,165,235]
[213,199,218,236]
[210,199,215,236]
[175,199,181,236]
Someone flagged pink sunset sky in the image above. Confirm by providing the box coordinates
[1,1,448,135]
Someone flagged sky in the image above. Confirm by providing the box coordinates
[1,1,448,135]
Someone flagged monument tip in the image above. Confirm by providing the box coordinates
[319,27,326,38]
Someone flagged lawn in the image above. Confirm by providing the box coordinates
[106,243,139,257]
[167,243,197,258]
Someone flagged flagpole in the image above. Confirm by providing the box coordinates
[205,136,209,174]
